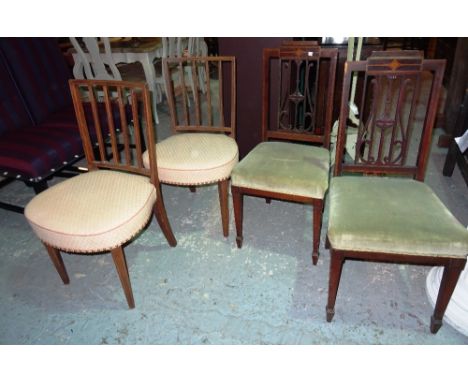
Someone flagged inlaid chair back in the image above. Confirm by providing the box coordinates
[326,51,468,334]
[334,50,445,180]
[163,56,236,137]
[262,44,337,147]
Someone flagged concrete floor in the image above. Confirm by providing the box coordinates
[0,102,467,345]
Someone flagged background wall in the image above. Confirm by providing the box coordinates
[218,37,291,158]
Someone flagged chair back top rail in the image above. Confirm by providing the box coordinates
[334,51,446,181]
[262,43,338,148]
[163,55,236,137]
[69,79,161,186]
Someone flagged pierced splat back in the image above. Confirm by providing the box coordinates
[262,43,338,148]
[334,51,445,181]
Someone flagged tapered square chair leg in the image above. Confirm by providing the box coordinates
[111,246,135,309]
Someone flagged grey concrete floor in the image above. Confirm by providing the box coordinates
[0,102,467,345]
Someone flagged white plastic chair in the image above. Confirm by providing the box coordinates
[69,37,122,80]
[69,37,160,123]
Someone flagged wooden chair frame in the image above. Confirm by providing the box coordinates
[43,79,177,309]
[326,52,467,333]
[163,56,236,237]
[232,44,338,265]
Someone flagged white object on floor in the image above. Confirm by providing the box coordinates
[455,129,468,153]
[426,266,468,337]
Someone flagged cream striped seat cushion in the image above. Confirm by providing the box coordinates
[25,170,156,253]
[143,133,239,185]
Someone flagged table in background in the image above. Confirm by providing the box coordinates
[70,38,163,123]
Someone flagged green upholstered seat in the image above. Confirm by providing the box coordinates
[328,176,468,257]
[231,141,330,199]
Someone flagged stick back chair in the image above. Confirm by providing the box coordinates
[231,43,338,265]
[25,79,176,309]
[326,51,468,333]
[143,56,237,237]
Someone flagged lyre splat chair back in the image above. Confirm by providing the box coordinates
[231,43,338,265]
[335,50,440,179]
[263,43,335,146]
[143,56,238,237]
[326,51,468,333]
[25,79,176,309]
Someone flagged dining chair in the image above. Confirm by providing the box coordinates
[326,50,468,333]
[24,79,176,308]
[231,43,338,265]
[143,56,237,237]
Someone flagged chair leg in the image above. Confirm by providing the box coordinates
[430,258,466,334]
[111,246,135,309]
[153,194,177,247]
[442,141,458,177]
[32,180,48,194]
[326,250,345,322]
[218,179,229,237]
[154,197,177,247]
[325,235,331,250]
[231,186,243,248]
[312,199,323,265]
[44,243,70,284]
[189,186,196,193]
[265,198,272,204]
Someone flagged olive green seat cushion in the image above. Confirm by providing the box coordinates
[328,176,468,257]
[231,141,330,199]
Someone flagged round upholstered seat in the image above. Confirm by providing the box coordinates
[143,133,239,185]
[25,170,156,253]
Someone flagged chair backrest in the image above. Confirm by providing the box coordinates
[163,55,236,137]
[334,50,446,181]
[187,37,207,57]
[0,37,73,124]
[69,37,122,80]
[69,37,93,79]
[68,79,160,187]
[161,37,207,59]
[262,43,338,148]
[161,37,185,58]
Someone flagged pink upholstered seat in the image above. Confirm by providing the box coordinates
[25,170,156,253]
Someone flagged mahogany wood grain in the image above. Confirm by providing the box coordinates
[44,243,69,285]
